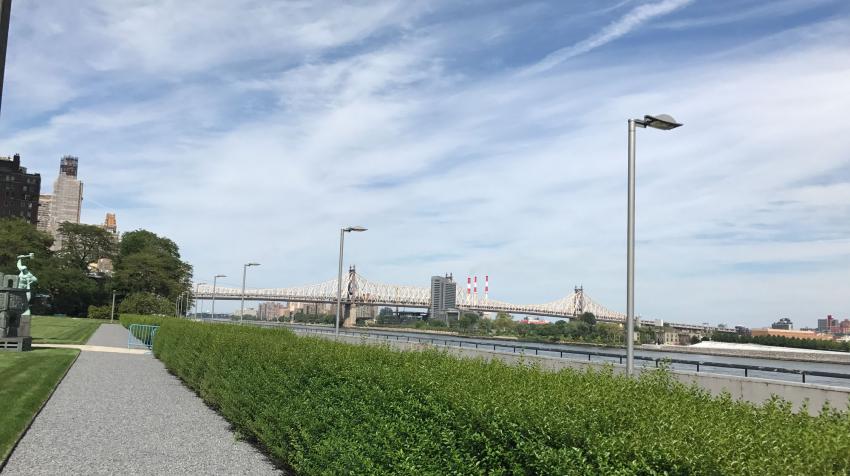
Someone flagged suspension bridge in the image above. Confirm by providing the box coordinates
[194,267,627,323]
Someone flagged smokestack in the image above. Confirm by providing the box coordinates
[467,277,471,304]
[485,275,489,301]
[474,276,478,304]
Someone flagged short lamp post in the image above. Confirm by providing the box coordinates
[211,274,226,320]
[240,262,260,323]
[335,226,367,336]
[626,114,682,375]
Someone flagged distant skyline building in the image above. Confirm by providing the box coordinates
[38,156,84,250]
[101,212,118,239]
[258,302,288,321]
[430,274,458,323]
[771,317,793,330]
[0,153,40,225]
[36,194,52,230]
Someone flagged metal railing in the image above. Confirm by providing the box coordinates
[128,324,159,350]
[291,326,850,386]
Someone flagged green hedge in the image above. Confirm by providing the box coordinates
[86,305,114,320]
[118,314,168,328]
[152,320,850,475]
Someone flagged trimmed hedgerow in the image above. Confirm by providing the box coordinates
[118,314,168,329]
[152,320,850,475]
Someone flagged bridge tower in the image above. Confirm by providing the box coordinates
[574,286,585,316]
[342,265,358,328]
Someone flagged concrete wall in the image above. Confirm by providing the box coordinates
[298,330,850,416]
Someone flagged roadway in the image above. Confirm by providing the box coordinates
[213,319,850,389]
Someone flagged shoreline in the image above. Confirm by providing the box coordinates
[360,325,850,365]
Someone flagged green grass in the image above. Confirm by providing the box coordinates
[30,316,104,345]
[0,348,79,463]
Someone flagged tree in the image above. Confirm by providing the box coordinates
[0,218,53,273]
[114,230,192,300]
[0,218,106,316]
[493,312,515,334]
[459,312,480,331]
[578,312,597,326]
[30,259,102,316]
[57,222,116,271]
[118,292,173,315]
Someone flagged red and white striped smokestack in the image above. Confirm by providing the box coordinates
[485,275,489,300]
[474,276,478,303]
[467,277,471,304]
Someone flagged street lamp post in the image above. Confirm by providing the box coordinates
[335,226,367,336]
[240,263,260,323]
[193,282,206,319]
[110,291,117,322]
[175,293,184,317]
[626,114,682,375]
[211,274,226,321]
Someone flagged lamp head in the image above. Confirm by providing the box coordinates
[344,226,368,232]
[214,274,226,278]
[246,262,260,267]
[643,114,682,130]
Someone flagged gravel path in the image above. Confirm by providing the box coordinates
[2,326,282,475]
[85,323,134,348]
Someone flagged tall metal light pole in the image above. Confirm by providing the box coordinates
[211,274,226,320]
[110,291,117,322]
[240,262,260,323]
[626,114,682,375]
[193,282,206,319]
[0,0,12,117]
[335,226,367,336]
[176,292,184,317]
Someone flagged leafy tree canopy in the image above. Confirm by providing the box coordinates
[114,229,192,300]
[0,218,53,273]
[579,312,597,326]
[118,292,173,315]
[57,222,116,271]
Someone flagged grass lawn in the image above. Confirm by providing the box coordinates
[0,348,79,464]
[30,316,105,345]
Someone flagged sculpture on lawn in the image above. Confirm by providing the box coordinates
[16,253,37,316]
[1,253,35,343]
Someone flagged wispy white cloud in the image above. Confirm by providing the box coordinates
[523,0,695,75]
[1,1,849,326]
[658,0,838,30]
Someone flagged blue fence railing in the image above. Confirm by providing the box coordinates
[128,324,159,350]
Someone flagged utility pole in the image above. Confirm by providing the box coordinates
[0,0,12,117]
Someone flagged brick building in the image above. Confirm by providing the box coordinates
[0,154,40,224]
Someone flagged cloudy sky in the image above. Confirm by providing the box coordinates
[2,0,849,327]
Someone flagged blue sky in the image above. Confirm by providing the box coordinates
[2,0,849,327]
